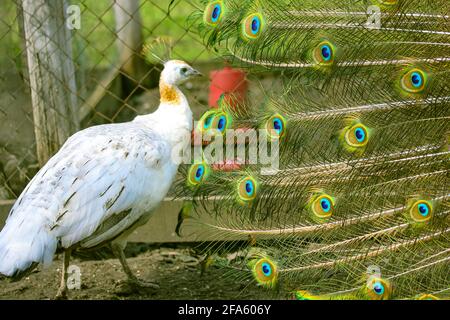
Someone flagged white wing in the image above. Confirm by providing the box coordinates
[1,122,171,273]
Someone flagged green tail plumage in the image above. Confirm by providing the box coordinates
[178,0,450,300]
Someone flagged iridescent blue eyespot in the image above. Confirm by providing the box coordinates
[266,114,286,140]
[411,72,423,88]
[204,115,213,129]
[204,1,224,26]
[343,123,370,149]
[373,282,385,295]
[409,200,433,222]
[251,17,260,34]
[245,181,254,196]
[211,4,221,22]
[401,68,427,94]
[195,165,204,181]
[217,116,226,132]
[320,199,331,213]
[241,13,265,40]
[355,127,366,142]
[273,119,283,134]
[418,203,429,217]
[238,176,258,203]
[313,41,335,65]
[261,262,272,276]
[187,163,209,186]
[321,45,332,61]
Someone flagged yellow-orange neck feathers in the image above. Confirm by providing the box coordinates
[160,79,181,104]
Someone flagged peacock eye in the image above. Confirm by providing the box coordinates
[310,193,335,219]
[187,163,209,186]
[237,176,258,203]
[321,45,332,61]
[367,278,391,300]
[409,200,433,222]
[241,13,265,40]
[313,41,335,65]
[344,123,370,148]
[180,67,188,74]
[198,110,217,133]
[203,1,224,26]
[211,112,231,134]
[400,68,427,94]
[252,258,277,288]
[354,127,366,143]
[373,282,385,295]
[261,262,272,276]
[265,114,286,140]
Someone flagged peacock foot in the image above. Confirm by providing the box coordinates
[127,277,160,290]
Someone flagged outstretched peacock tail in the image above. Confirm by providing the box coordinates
[178,0,450,300]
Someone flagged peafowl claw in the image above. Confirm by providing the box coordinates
[127,277,160,290]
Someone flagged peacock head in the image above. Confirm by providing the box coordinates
[161,60,202,86]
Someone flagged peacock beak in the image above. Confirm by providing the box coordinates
[189,68,203,77]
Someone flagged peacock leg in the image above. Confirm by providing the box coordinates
[111,242,159,289]
[55,249,71,300]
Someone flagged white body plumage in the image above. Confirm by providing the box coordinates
[0,60,198,277]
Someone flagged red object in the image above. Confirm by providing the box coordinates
[209,66,248,109]
[212,159,244,172]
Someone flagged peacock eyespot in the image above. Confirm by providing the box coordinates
[238,176,258,202]
[354,127,366,143]
[204,115,213,129]
[252,258,277,288]
[241,13,265,40]
[344,123,370,148]
[311,193,335,219]
[204,1,224,26]
[418,203,428,216]
[187,163,209,186]
[198,110,217,132]
[401,68,427,94]
[211,112,230,134]
[373,282,385,295]
[409,200,433,222]
[411,72,422,88]
[313,41,335,65]
[211,4,221,22]
[321,45,332,61]
[320,198,331,213]
[261,262,272,276]
[266,114,286,140]
[218,116,226,131]
[251,17,260,34]
[367,278,391,300]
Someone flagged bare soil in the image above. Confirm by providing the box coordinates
[0,246,272,300]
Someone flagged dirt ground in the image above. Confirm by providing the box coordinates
[0,245,273,300]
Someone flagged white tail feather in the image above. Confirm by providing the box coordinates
[0,210,57,277]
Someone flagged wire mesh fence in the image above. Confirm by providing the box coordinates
[0,0,217,201]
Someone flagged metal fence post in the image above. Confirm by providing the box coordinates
[22,0,79,166]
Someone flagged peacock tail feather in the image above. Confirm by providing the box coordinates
[178,0,450,300]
